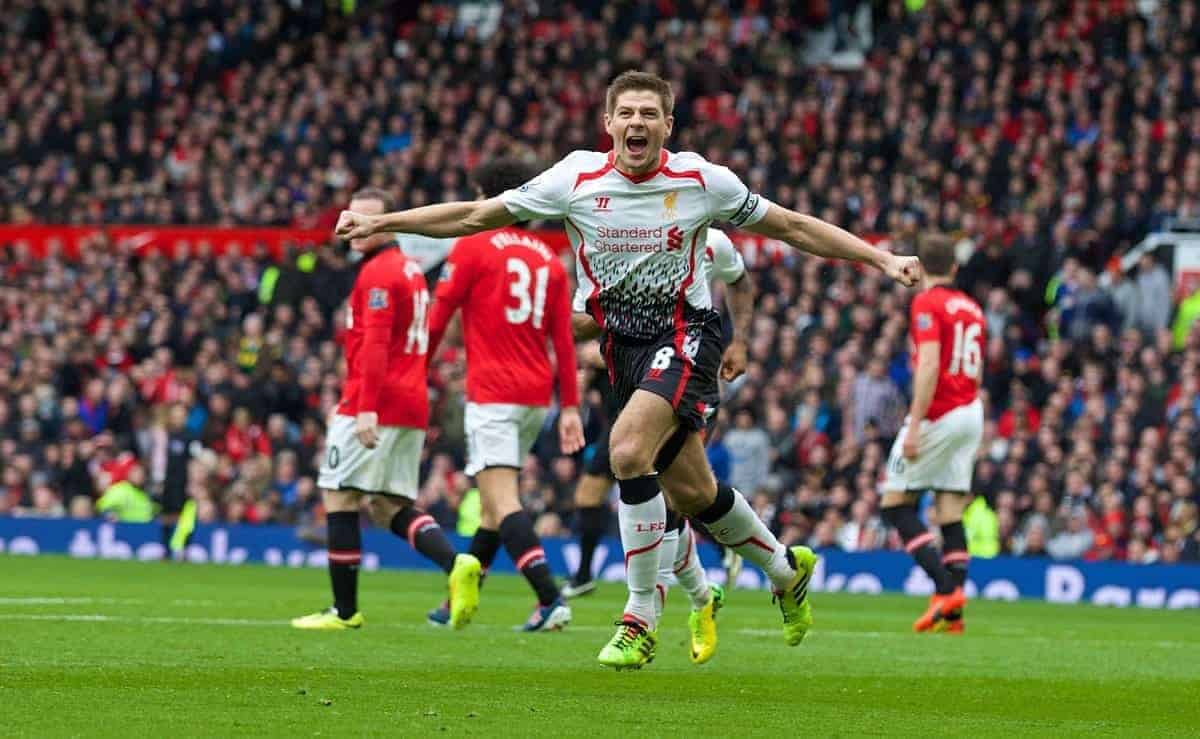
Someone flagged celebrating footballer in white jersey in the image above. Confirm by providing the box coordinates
[336,70,920,670]
[562,226,754,668]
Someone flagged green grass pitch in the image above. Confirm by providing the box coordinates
[0,556,1197,737]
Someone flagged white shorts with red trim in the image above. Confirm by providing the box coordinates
[317,413,424,499]
[882,398,983,494]
[464,402,548,476]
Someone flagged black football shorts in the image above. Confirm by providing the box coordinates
[603,310,723,435]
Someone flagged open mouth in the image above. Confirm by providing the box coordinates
[626,135,648,156]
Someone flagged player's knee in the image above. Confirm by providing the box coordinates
[366,496,404,528]
[609,434,655,479]
[322,489,360,512]
[491,494,521,522]
[479,486,520,525]
[935,492,966,522]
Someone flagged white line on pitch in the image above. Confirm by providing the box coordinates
[0,613,281,626]
[0,613,1193,650]
[0,597,140,606]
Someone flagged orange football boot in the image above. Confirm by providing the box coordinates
[913,587,966,632]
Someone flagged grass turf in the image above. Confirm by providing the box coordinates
[0,556,1196,737]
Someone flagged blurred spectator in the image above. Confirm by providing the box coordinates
[1014,517,1050,559]
[95,465,154,523]
[723,408,771,496]
[1130,255,1173,335]
[837,499,886,552]
[848,357,904,442]
[1047,508,1096,561]
[963,495,999,558]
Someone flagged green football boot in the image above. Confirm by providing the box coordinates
[776,546,816,646]
[687,583,725,664]
[597,619,658,670]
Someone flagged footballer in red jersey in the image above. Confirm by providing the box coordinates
[293,187,481,633]
[881,234,985,634]
[424,159,584,632]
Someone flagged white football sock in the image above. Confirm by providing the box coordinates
[653,527,678,623]
[618,492,666,629]
[705,488,795,589]
[674,521,712,610]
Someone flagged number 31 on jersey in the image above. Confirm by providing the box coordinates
[506,258,549,328]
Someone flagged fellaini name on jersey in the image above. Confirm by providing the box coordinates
[944,295,984,317]
[488,231,555,261]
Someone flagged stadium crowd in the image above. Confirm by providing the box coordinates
[1,0,1199,565]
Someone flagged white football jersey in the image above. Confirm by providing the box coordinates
[703,228,746,286]
[397,233,456,273]
[500,150,768,340]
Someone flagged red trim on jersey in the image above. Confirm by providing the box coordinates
[566,218,605,328]
[660,165,706,190]
[573,161,615,191]
[655,583,666,607]
[624,534,664,565]
[670,231,701,408]
[943,551,970,564]
[905,531,935,553]
[607,149,669,184]
[515,547,546,571]
[604,333,616,385]
[406,514,436,548]
[729,535,774,553]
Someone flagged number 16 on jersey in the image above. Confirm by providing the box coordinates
[948,321,981,378]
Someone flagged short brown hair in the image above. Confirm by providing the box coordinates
[605,70,674,116]
[472,158,542,199]
[917,234,957,277]
[350,186,395,212]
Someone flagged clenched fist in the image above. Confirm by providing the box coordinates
[883,253,922,287]
[720,339,748,381]
[335,210,379,240]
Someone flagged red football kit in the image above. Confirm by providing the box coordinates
[909,285,985,421]
[336,246,430,429]
[429,227,579,408]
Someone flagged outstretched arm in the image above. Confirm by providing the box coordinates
[336,198,516,240]
[744,204,921,286]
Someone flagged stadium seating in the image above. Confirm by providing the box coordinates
[0,0,1198,565]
